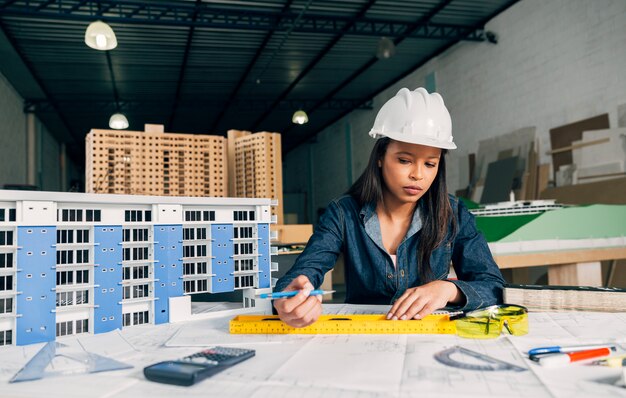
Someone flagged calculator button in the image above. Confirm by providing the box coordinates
[187,357,218,365]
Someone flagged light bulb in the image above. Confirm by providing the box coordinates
[292,110,309,125]
[376,37,396,59]
[85,21,117,51]
[109,113,129,129]
[95,34,107,49]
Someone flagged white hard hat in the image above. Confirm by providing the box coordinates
[368,87,456,149]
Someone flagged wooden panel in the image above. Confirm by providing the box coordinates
[525,146,538,199]
[549,114,609,179]
[540,176,626,205]
[536,164,550,197]
[494,247,626,269]
[548,262,602,286]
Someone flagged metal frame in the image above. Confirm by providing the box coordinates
[1,1,488,41]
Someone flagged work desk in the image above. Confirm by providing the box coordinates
[494,247,626,286]
[1,304,625,398]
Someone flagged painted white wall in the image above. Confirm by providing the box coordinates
[283,0,626,222]
[0,71,79,191]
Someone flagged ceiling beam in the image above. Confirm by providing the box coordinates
[167,0,201,131]
[105,51,121,111]
[283,0,518,153]
[282,0,455,149]
[250,0,378,131]
[26,98,373,113]
[209,0,294,133]
[0,1,487,41]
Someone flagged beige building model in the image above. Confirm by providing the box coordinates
[85,125,283,223]
[227,129,283,225]
[86,124,227,197]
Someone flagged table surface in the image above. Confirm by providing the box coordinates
[1,303,626,398]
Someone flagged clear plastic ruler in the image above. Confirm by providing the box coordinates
[10,341,133,383]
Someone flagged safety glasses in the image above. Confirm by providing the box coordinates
[451,304,528,339]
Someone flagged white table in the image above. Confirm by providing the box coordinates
[1,304,625,398]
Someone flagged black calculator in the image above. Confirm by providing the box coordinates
[143,346,255,386]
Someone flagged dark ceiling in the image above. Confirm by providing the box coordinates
[0,0,518,165]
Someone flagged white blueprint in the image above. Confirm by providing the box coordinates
[1,304,626,397]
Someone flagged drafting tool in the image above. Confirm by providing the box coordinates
[230,314,457,335]
[257,290,335,299]
[434,346,527,372]
[10,341,132,383]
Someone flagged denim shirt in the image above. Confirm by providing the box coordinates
[274,194,504,311]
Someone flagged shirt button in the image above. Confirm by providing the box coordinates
[387,273,393,279]
[400,270,405,277]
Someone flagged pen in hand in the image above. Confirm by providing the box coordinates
[258,290,335,299]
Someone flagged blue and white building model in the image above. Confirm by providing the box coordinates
[0,190,277,346]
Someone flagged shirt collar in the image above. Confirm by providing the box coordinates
[360,201,423,242]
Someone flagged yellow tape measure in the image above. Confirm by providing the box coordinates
[229,314,457,335]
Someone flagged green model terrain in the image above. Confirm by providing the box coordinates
[474,204,626,243]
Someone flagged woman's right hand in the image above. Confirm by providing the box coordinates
[273,275,323,328]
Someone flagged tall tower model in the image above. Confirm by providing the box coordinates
[86,124,227,197]
[227,130,283,225]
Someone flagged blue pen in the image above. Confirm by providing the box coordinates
[528,343,615,356]
[258,290,335,299]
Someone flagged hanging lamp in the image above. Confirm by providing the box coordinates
[109,113,129,129]
[292,110,309,125]
[85,20,118,50]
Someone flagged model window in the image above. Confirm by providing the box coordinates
[0,208,16,222]
[125,210,143,222]
[0,231,13,246]
[60,209,83,222]
[76,229,90,243]
[0,297,13,313]
[0,275,13,291]
[1,329,13,346]
[0,253,13,268]
[57,229,74,244]
[85,210,101,222]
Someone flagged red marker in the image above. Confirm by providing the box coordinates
[539,347,613,368]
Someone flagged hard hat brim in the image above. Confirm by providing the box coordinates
[369,130,457,150]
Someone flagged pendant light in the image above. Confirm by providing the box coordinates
[85,21,118,51]
[292,110,309,125]
[376,37,396,59]
[109,113,129,129]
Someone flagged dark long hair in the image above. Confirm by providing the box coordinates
[347,137,456,281]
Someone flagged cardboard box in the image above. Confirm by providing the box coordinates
[271,224,313,245]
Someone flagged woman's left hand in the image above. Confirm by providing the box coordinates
[386,280,461,320]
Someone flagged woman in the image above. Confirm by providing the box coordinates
[274,87,504,328]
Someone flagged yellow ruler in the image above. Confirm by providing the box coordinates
[229,314,457,335]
